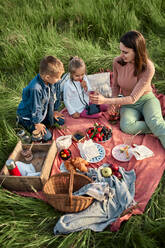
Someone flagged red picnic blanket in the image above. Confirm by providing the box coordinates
[49,109,165,231]
[11,71,165,231]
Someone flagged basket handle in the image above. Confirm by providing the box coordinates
[68,169,74,206]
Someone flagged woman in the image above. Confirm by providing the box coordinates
[90,30,165,148]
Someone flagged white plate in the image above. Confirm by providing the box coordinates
[112,144,133,162]
[80,143,105,163]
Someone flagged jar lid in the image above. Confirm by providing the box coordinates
[17,129,25,137]
[6,159,16,169]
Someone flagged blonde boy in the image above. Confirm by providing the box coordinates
[17,56,64,141]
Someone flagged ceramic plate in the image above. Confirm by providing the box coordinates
[80,143,105,163]
[60,162,81,173]
[60,162,69,172]
[112,144,133,162]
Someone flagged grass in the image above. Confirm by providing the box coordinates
[0,0,165,247]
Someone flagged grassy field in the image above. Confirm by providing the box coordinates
[0,0,165,247]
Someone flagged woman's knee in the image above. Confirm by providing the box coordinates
[120,121,134,134]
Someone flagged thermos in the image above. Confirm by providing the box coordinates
[6,159,21,176]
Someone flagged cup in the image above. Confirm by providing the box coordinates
[21,149,33,162]
[89,90,95,95]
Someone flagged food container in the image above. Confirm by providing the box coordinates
[56,135,72,151]
[0,140,57,191]
[72,131,85,142]
[59,149,71,160]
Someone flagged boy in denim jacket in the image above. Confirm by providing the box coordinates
[17,56,65,141]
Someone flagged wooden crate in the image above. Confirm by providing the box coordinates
[0,140,57,191]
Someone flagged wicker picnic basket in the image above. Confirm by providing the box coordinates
[43,170,94,213]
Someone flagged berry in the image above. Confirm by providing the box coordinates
[113,171,122,179]
[97,127,102,132]
[111,163,119,172]
[87,129,92,134]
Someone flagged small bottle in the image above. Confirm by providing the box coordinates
[17,129,25,138]
[6,159,22,176]
[17,129,31,144]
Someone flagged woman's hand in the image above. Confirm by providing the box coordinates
[89,92,106,104]
[54,111,64,120]
[71,112,80,119]
[34,123,47,136]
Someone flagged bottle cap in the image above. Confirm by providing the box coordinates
[17,129,25,137]
[6,159,16,170]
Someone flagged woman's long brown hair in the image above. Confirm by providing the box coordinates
[118,30,148,76]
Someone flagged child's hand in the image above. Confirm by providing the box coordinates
[34,123,47,136]
[71,112,80,119]
[80,80,88,92]
[54,111,64,120]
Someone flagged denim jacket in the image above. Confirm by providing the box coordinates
[17,74,61,124]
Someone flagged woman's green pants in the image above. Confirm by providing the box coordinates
[120,92,165,148]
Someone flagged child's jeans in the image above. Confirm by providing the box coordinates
[17,116,64,142]
[80,104,108,119]
[120,92,165,148]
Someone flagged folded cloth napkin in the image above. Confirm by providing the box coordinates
[54,166,136,234]
[73,182,114,201]
[131,145,154,160]
[78,140,99,161]
[16,161,41,176]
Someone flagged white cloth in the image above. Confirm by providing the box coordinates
[16,161,41,176]
[131,145,154,160]
[78,140,99,161]
[63,75,92,115]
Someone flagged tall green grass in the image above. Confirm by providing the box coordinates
[0,0,165,247]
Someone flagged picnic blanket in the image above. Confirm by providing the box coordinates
[14,105,165,231]
[10,72,165,231]
[50,108,165,231]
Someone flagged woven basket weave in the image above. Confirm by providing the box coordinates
[43,170,93,213]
